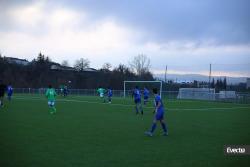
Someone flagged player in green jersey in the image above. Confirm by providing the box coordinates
[97,86,106,102]
[45,85,57,114]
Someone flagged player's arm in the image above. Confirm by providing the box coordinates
[153,100,156,113]
[154,101,161,114]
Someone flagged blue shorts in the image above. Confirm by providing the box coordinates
[155,112,164,120]
[134,99,141,104]
[144,96,149,100]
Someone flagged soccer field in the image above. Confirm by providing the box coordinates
[0,94,250,167]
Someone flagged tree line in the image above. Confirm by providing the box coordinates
[0,53,154,89]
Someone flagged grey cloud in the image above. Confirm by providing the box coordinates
[1,0,249,45]
[64,0,250,45]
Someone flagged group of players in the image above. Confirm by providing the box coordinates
[97,87,113,103]
[45,84,168,137]
[131,86,168,137]
[0,80,168,137]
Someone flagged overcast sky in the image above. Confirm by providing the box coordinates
[0,0,249,77]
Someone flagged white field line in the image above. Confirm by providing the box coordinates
[12,96,250,111]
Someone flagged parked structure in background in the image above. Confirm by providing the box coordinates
[4,57,29,66]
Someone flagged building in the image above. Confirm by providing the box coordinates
[4,57,29,65]
[50,64,75,71]
[83,68,98,72]
[50,64,97,72]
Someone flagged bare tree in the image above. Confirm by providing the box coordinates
[129,54,151,76]
[61,60,69,67]
[102,62,112,71]
[74,58,90,71]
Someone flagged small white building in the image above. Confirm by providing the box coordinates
[5,57,29,65]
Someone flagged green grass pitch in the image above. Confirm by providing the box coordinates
[0,94,250,167]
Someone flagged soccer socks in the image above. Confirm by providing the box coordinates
[150,123,157,133]
[161,122,167,133]
[52,106,56,113]
[49,106,56,114]
[139,105,143,115]
[135,106,139,114]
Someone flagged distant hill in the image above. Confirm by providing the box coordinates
[154,73,247,84]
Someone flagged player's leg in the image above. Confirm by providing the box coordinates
[134,99,139,114]
[160,119,168,136]
[145,118,157,136]
[48,101,52,114]
[51,101,56,113]
[139,100,143,115]
[135,101,139,114]
[48,101,56,114]
[108,96,111,103]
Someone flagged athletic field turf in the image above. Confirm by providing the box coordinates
[0,94,250,167]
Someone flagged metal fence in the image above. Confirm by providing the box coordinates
[12,88,250,104]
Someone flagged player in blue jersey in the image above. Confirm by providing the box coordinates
[107,87,113,103]
[63,85,68,97]
[7,83,13,101]
[145,88,168,136]
[143,87,149,105]
[132,86,143,115]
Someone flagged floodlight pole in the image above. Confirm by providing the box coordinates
[165,65,167,82]
[123,81,126,98]
[209,63,211,89]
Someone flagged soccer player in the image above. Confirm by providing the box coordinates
[143,87,149,105]
[97,86,106,102]
[145,88,168,137]
[107,87,113,103]
[7,83,13,101]
[45,85,57,114]
[63,85,68,97]
[132,86,143,115]
[0,80,6,108]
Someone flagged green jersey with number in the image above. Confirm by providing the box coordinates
[97,88,105,94]
[46,88,56,101]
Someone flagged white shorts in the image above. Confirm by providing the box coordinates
[48,101,55,106]
[100,93,104,97]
